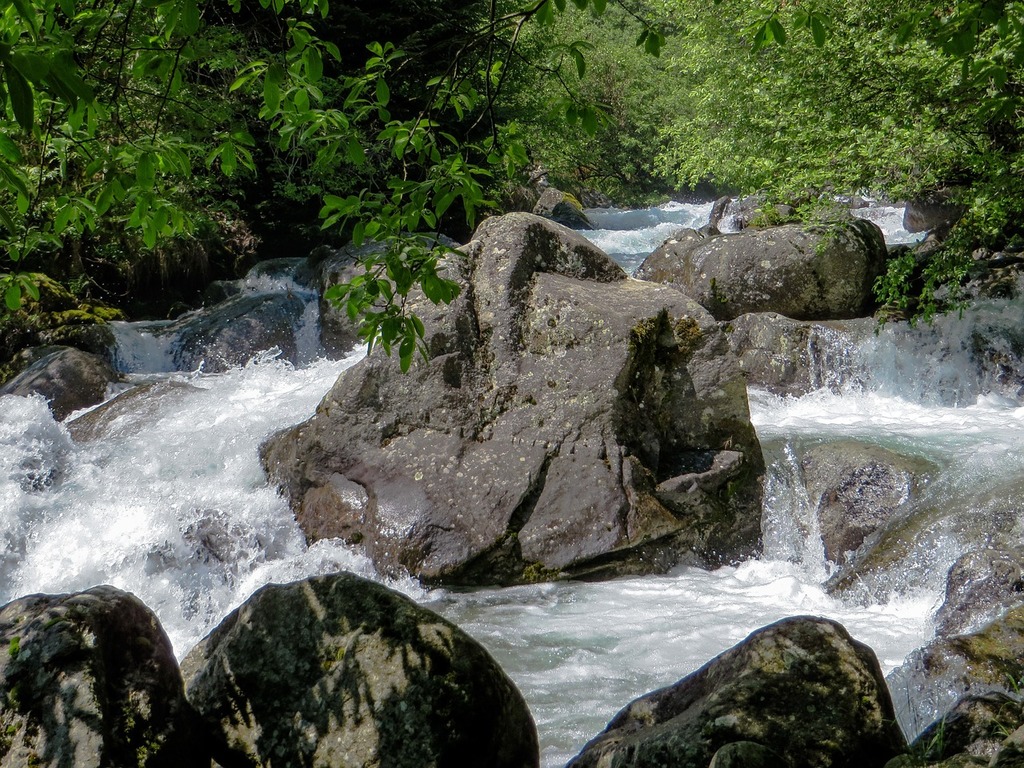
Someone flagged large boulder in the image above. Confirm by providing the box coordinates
[0,346,120,420]
[181,572,538,768]
[802,441,935,564]
[0,586,204,768]
[907,692,1024,765]
[636,220,888,321]
[903,192,966,235]
[261,213,764,585]
[567,616,905,768]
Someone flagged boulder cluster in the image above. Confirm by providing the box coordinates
[8,202,1024,767]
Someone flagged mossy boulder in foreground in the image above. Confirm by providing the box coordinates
[181,572,539,768]
[567,615,905,768]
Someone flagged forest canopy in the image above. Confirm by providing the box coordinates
[0,0,1021,348]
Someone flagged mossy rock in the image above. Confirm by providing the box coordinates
[0,273,122,384]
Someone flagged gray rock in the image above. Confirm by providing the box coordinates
[261,212,764,585]
[0,586,204,767]
[709,741,787,767]
[723,312,874,396]
[903,193,966,234]
[0,346,120,420]
[936,547,1024,637]
[315,242,377,357]
[567,616,905,768]
[171,291,307,372]
[181,573,539,768]
[636,220,888,321]
[532,187,593,229]
[802,441,934,564]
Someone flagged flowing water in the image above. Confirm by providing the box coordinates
[0,200,1014,766]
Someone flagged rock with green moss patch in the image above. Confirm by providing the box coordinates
[181,572,538,768]
[889,606,1024,741]
[261,213,764,585]
[532,187,593,230]
[636,221,887,321]
[0,586,205,768]
[567,616,905,768]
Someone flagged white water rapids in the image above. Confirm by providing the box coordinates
[0,201,1015,766]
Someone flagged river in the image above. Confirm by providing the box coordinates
[1,200,1012,766]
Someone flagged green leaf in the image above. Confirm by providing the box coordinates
[572,49,586,79]
[767,17,787,46]
[4,64,33,132]
[19,275,38,302]
[5,283,21,311]
[58,0,75,17]
[0,134,21,164]
[581,106,598,135]
[375,78,390,107]
[136,152,156,189]
[10,53,48,83]
[179,0,201,36]
[303,46,323,82]
[591,0,607,14]
[264,62,285,114]
[810,16,827,47]
[10,0,38,35]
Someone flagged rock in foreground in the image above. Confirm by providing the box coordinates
[261,213,764,585]
[568,616,905,768]
[636,220,887,321]
[0,586,203,768]
[181,572,539,768]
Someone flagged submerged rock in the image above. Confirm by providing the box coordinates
[0,586,204,768]
[170,291,309,372]
[802,441,934,564]
[181,572,538,768]
[636,220,887,321]
[0,346,120,420]
[567,616,904,768]
[66,380,201,442]
[261,212,764,585]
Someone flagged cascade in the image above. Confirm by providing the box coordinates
[1,200,1018,765]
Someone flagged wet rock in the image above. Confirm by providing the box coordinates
[723,313,873,396]
[888,606,1024,740]
[567,616,904,768]
[532,187,593,229]
[802,441,934,564]
[261,212,764,585]
[171,291,307,372]
[181,572,538,768]
[0,586,205,767]
[636,220,887,321]
[903,192,966,235]
[708,196,732,229]
[936,547,1024,637]
[66,380,201,441]
[0,346,120,420]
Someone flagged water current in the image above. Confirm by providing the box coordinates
[0,200,1013,766]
